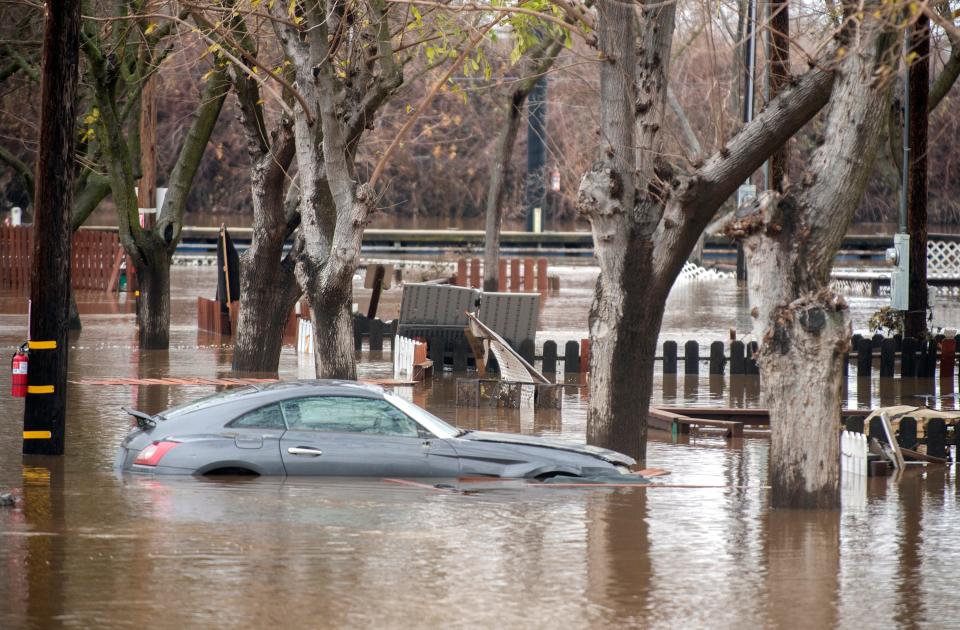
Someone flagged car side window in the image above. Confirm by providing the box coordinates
[281,396,420,438]
[229,404,286,430]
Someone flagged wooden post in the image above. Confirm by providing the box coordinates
[429,335,445,367]
[901,337,918,377]
[469,258,480,289]
[366,264,385,319]
[745,342,759,375]
[926,418,947,459]
[923,339,937,378]
[523,258,535,292]
[879,338,896,378]
[542,340,557,373]
[730,340,745,375]
[509,259,521,292]
[537,258,548,292]
[856,338,872,379]
[453,337,470,372]
[564,340,580,373]
[684,340,699,375]
[138,72,157,229]
[520,339,536,364]
[455,258,467,287]
[24,0,81,456]
[369,318,384,351]
[498,259,507,292]
[663,340,677,374]
[709,341,725,375]
[905,14,930,340]
[941,338,956,379]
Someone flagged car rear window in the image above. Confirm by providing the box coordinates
[228,404,286,430]
[159,387,258,419]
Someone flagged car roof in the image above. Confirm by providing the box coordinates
[161,380,385,418]
[246,379,386,403]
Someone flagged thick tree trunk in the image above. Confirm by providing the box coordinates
[233,253,299,373]
[482,92,525,292]
[757,298,847,508]
[587,255,665,464]
[737,8,895,508]
[307,283,356,379]
[135,246,171,349]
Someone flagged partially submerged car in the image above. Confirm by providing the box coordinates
[116,380,637,479]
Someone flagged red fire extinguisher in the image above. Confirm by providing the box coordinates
[11,343,28,398]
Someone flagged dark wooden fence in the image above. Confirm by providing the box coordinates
[1,226,122,292]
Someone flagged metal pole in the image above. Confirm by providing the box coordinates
[525,76,547,232]
[736,0,757,282]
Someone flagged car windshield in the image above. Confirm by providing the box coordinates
[384,393,461,438]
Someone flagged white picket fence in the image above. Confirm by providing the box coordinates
[840,431,868,477]
[393,335,423,380]
[297,318,314,354]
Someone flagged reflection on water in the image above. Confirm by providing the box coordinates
[3,266,960,627]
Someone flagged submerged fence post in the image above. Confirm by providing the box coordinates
[709,341,725,375]
[730,341,745,375]
[857,337,872,379]
[542,340,558,373]
[564,340,581,373]
[880,338,896,378]
[663,341,678,375]
[902,337,918,377]
[684,340,699,375]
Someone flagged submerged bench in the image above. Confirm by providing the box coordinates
[649,407,744,438]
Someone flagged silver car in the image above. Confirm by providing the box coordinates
[115,380,636,478]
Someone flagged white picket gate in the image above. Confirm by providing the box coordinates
[840,431,868,477]
[297,318,314,355]
[393,335,422,380]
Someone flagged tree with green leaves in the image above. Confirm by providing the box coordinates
[80,5,229,348]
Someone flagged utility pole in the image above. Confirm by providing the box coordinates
[768,0,790,193]
[24,0,81,456]
[905,15,929,339]
[525,76,547,232]
[736,0,758,282]
[138,73,158,230]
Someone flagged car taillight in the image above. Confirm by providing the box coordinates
[134,441,180,466]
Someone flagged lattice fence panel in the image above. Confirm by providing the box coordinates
[928,240,960,278]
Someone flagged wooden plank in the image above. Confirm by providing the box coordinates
[469,257,480,289]
[509,259,521,292]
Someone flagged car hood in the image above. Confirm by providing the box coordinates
[459,431,636,466]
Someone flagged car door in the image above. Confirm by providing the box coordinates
[279,396,447,477]
[206,403,286,475]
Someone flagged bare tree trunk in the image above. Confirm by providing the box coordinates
[580,0,844,467]
[483,40,562,292]
[233,253,299,373]
[308,284,357,379]
[482,92,525,292]
[136,245,171,349]
[735,8,896,508]
[226,27,301,375]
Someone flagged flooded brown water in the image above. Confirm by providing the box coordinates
[2,264,960,628]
